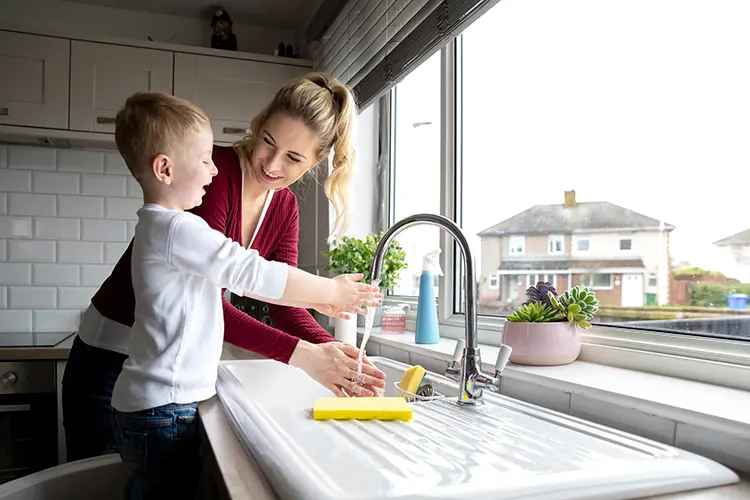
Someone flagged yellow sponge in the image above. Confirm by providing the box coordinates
[398,365,426,395]
[313,397,412,421]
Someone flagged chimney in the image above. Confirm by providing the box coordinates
[564,190,577,207]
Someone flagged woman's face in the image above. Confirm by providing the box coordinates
[248,113,322,191]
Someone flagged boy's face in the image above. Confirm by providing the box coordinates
[170,125,217,210]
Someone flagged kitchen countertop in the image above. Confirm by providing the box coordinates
[199,381,750,500]
[0,332,77,361]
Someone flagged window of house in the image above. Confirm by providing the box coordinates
[528,274,556,288]
[385,0,750,353]
[389,51,442,297]
[489,273,500,289]
[509,235,525,255]
[548,234,564,254]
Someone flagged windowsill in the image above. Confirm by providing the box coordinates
[359,327,750,472]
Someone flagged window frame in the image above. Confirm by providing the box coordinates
[380,38,750,390]
[548,234,565,255]
[508,235,525,255]
[576,236,590,252]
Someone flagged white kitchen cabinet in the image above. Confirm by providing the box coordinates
[173,53,307,143]
[0,31,70,129]
[69,41,173,133]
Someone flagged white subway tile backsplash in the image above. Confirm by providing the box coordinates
[58,195,104,218]
[8,193,56,216]
[104,242,128,264]
[9,286,56,309]
[81,264,114,287]
[104,152,129,174]
[0,217,31,238]
[0,193,6,214]
[33,310,82,332]
[57,241,103,264]
[0,263,32,285]
[8,146,56,171]
[0,310,32,332]
[127,221,137,239]
[0,145,6,168]
[0,332,33,345]
[502,378,572,414]
[0,287,6,308]
[34,218,81,240]
[82,219,127,242]
[32,171,80,195]
[81,174,127,197]
[126,177,142,199]
[58,150,104,173]
[8,240,55,263]
[105,198,141,220]
[0,241,4,262]
[58,287,98,309]
[33,264,79,286]
[0,170,32,192]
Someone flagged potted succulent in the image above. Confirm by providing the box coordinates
[503,282,599,366]
[323,233,408,343]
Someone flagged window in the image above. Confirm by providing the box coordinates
[446,0,750,343]
[509,235,525,255]
[390,51,442,296]
[528,274,556,288]
[489,273,499,289]
[548,234,564,255]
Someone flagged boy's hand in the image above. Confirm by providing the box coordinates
[329,273,382,315]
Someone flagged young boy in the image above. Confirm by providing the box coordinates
[110,92,380,500]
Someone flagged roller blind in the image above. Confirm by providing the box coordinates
[315,0,502,109]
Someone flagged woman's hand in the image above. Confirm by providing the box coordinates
[328,273,382,316]
[288,340,386,397]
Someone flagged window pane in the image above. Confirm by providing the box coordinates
[462,0,750,339]
[390,51,442,296]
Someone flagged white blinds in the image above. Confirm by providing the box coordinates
[316,0,502,109]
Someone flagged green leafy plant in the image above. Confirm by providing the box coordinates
[507,301,560,323]
[549,285,599,328]
[323,233,407,291]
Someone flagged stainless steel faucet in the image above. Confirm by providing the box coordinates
[369,213,512,405]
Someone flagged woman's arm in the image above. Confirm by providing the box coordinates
[265,198,339,345]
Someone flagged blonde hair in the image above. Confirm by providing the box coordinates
[235,72,357,237]
[114,92,211,179]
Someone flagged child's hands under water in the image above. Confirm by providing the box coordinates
[316,273,381,319]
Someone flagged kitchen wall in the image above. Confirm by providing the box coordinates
[0,144,139,345]
[0,0,302,57]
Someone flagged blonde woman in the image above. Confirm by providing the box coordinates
[62,73,387,461]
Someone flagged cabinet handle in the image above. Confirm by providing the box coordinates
[0,107,9,116]
[223,127,247,135]
[96,116,116,124]
[0,404,30,413]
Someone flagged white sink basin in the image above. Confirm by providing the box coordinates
[216,357,738,500]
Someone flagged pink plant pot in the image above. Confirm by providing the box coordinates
[502,321,581,366]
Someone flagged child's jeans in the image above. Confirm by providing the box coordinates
[113,402,201,500]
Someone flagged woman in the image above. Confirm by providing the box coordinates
[62,72,387,462]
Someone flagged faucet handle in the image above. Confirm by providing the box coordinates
[451,339,466,364]
[494,344,513,374]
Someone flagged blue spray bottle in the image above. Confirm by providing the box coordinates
[415,249,443,344]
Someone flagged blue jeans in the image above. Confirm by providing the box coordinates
[61,335,128,461]
[114,403,202,500]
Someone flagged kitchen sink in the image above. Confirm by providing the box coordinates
[216,357,738,500]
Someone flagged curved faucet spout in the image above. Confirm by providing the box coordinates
[369,213,501,405]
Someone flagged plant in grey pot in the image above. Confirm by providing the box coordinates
[323,233,407,342]
[503,282,598,366]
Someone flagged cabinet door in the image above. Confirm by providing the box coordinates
[173,54,308,143]
[0,31,70,129]
[69,41,173,133]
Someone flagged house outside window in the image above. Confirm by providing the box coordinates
[620,238,633,251]
[509,235,525,255]
[577,237,590,252]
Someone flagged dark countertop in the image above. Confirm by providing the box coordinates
[0,332,77,361]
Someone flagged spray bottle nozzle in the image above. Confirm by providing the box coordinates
[422,248,444,276]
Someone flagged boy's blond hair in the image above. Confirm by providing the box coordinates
[114,92,211,179]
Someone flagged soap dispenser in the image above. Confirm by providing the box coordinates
[415,249,443,344]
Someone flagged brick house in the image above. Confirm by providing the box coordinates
[478,191,674,308]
